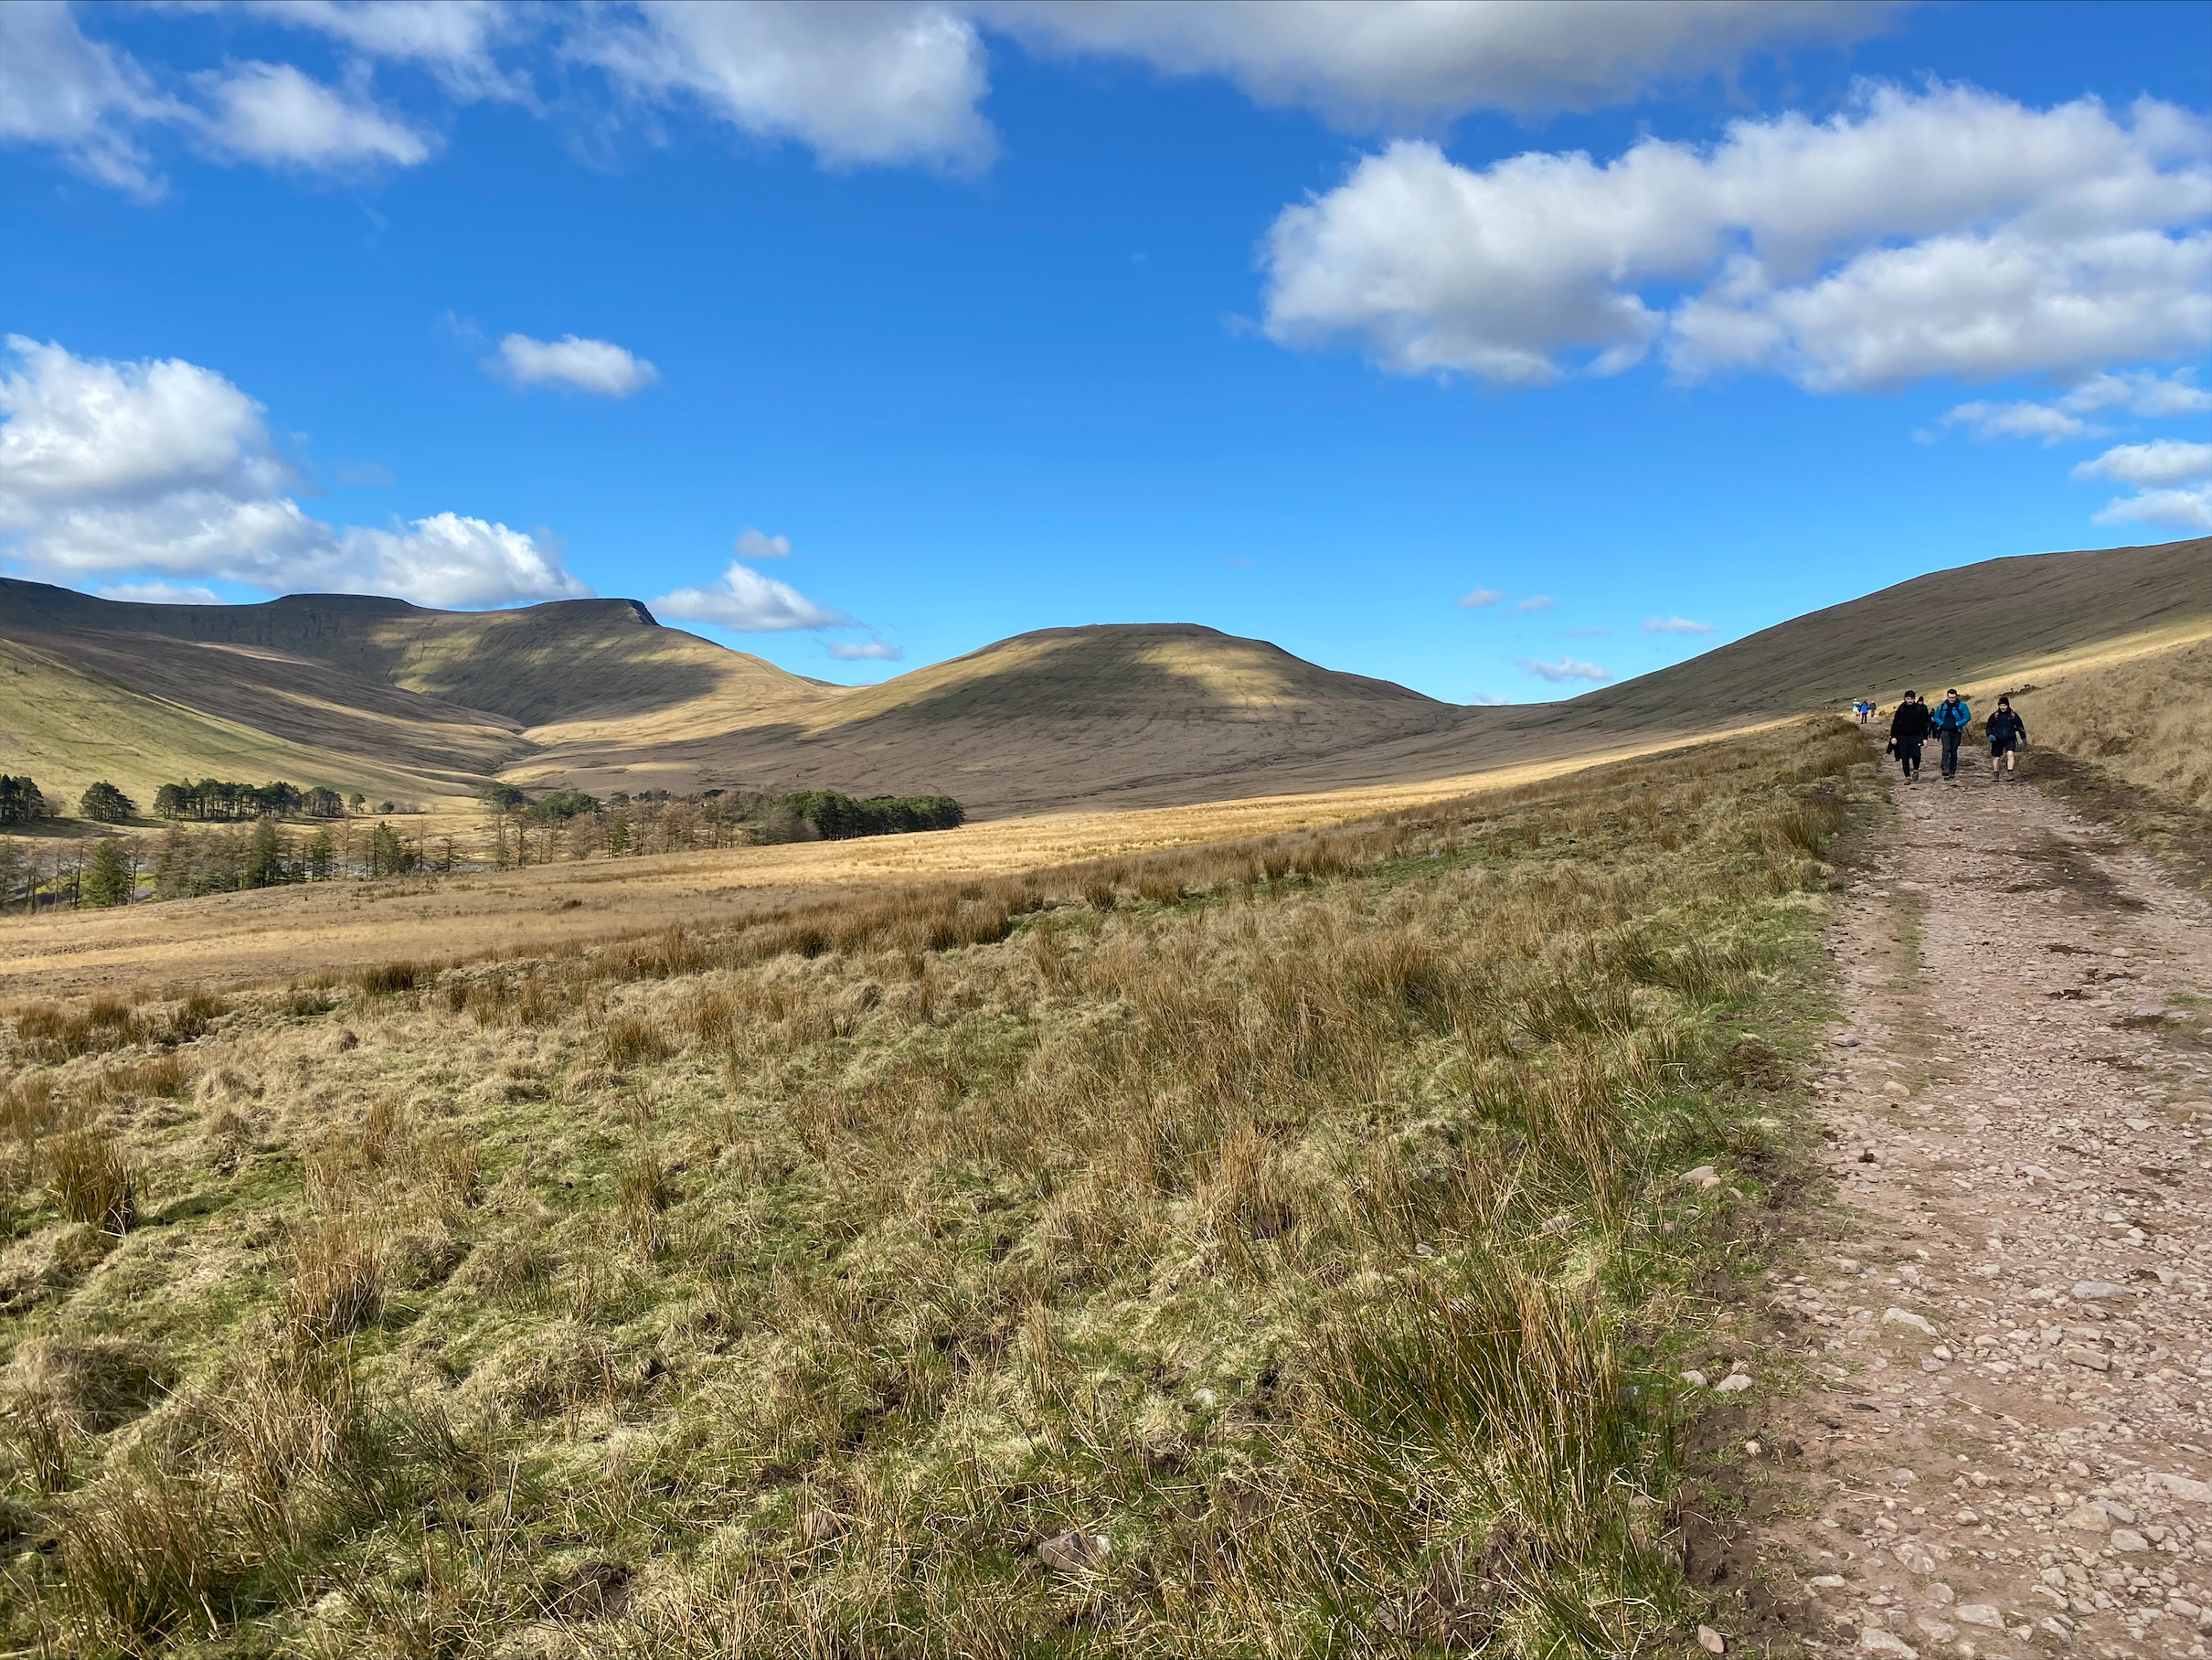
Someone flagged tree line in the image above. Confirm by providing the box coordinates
[150,779,360,820]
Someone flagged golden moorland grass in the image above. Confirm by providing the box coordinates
[0,737,1717,1000]
[0,718,1871,1657]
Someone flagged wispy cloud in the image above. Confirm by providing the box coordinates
[1518,656,1611,684]
[1556,625,1608,638]
[829,640,902,661]
[736,526,792,559]
[492,333,659,398]
[1455,586,1501,608]
[1517,594,1554,612]
[1641,615,1713,634]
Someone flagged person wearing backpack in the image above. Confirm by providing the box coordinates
[1986,695,2027,782]
[1930,687,1973,782]
[1888,691,1932,783]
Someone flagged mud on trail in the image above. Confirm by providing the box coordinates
[1712,757,2212,1660]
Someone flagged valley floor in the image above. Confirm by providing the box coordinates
[1732,756,2212,1657]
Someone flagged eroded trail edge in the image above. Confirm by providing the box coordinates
[1749,766,2212,1659]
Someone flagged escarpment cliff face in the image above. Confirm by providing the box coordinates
[5,534,2208,816]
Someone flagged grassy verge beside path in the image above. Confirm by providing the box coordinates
[0,720,1872,1657]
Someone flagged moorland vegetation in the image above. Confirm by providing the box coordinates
[0,718,1867,1657]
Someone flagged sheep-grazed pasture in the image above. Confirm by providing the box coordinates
[0,721,1868,1657]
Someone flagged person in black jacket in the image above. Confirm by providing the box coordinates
[1986,695,2027,782]
[1888,691,1931,783]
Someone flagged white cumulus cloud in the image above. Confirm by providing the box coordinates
[0,336,584,608]
[989,1,1884,126]
[1455,586,1501,608]
[2073,440,2212,486]
[2094,487,2212,532]
[1262,84,2212,391]
[652,561,850,632]
[0,2,178,195]
[574,1,994,173]
[829,639,902,661]
[1517,595,1554,612]
[247,1,528,101]
[494,334,660,398]
[1519,656,1611,684]
[197,60,432,168]
[736,526,792,559]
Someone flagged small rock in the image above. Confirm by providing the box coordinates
[1901,1548,1938,1574]
[2125,1117,2154,1133]
[1919,1356,1946,1373]
[1882,1307,1938,1336]
[1037,1530,1108,1573]
[1696,1625,1726,1655]
[1714,1372,1752,1394]
[1912,1616,1956,1642]
[1882,1080,1911,1100]
[2160,1473,2212,1505]
[1539,1213,1573,1235]
[2072,1282,2126,1301]
[2063,1503,2112,1532]
[1682,1165,1717,1184]
[1954,1508,1981,1525]
[2111,1528,2151,1552]
[1858,1629,1919,1658]
[1809,1574,1848,1591]
[1924,1582,1953,1606]
[2104,1501,2134,1524]
[1833,1035,1861,1048]
[1954,1603,2003,1629]
[1681,1369,1709,1388]
[1994,1094,2022,1107]
[2060,1344,2111,1372]
[2039,1615,2074,1644]
[2132,1003,2169,1020]
[2022,1163,2052,1181]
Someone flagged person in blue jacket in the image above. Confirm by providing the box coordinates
[1985,695,2027,782]
[1930,687,1973,782]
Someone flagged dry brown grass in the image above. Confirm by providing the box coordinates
[0,720,1869,1658]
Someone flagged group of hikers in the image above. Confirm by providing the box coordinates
[1853,689,2027,784]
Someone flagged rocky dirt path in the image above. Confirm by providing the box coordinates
[1742,755,2212,1660]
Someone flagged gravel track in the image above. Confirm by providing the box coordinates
[1748,761,2212,1659]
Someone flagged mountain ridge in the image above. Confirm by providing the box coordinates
[4,534,2208,817]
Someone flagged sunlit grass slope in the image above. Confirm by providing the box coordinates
[0,635,447,817]
[0,719,1869,1657]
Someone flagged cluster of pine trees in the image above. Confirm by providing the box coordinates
[781,792,966,839]
[0,776,48,825]
[150,779,350,820]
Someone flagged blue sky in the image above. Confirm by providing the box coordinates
[3,1,2209,704]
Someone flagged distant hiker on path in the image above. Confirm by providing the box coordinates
[1888,691,1931,783]
[1931,687,1973,782]
[1986,695,2027,782]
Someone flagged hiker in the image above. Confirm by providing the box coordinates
[1986,695,2027,782]
[1930,687,1973,782]
[1888,690,1931,783]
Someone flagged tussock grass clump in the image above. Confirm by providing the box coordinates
[44,1127,138,1234]
[0,720,1871,1657]
[282,1215,387,1343]
[164,988,227,1044]
[602,1013,672,1070]
[357,961,420,996]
